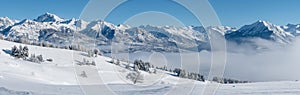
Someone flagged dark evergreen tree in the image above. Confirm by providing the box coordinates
[22,46,29,58]
[93,49,99,57]
[133,60,152,72]
[173,68,182,76]
[11,45,18,57]
[17,45,23,58]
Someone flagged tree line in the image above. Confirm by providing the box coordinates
[10,45,52,63]
[0,35,102,57]
[212,77,250,84]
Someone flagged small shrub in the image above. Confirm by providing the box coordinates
[28,54,39,63]
[133,60,151,72]
[91,61,96,66]
[78,58,96,66]
[126,71,144,84]
[0,34,3,40]
[80,71,87,78]
[36,55,43,62]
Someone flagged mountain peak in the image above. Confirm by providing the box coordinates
[226,20,294,44]
[117,24,131,30]
[34,12,64,22]
[257,20,266,23]
[0,16,10,20]
[254,20,272,27]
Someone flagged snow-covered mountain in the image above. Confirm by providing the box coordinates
[34,12,64,22]
[282,24,300,36]
[226,20,295,44]
[0,13,299,53]
[0,17,18,31]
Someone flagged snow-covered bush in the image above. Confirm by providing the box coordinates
[156,65,168,71]
[173,68,182,76]
[197,74,205,81]
[108,58,115,64]
[125,62,132,70]
[87,49,99,57]
[115,59,120,65]
[11,45,29,59]
[108,58,120,65]
[0,34,3,40]
[87,50,94,57]
[133,60,151,72]
[80,71,87,78]
[212,77,249,84]
[172,68,205,82]
[149,68,157,74]
[28,54,44,63]
[187,72,205,81]
[10,45,49,64]
[126,71,144,84]
[179,70,187,78]
[28,54,38,63]
[173,68,188,78]
[36,55,43,62]
[91,61,96,66]
[78,58,96,66]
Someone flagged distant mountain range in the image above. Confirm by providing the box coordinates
[0,13,299,53]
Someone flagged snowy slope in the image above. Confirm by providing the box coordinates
[1,40,300,95]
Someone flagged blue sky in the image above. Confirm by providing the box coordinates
[0,0,300,27]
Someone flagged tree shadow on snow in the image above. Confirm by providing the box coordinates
[2,49,12,56]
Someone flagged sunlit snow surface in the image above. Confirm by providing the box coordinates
[0,40,300,95]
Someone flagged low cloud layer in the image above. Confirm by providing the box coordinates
[223,38,300,81]
[110,38,300,82]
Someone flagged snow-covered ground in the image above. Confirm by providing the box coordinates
[0,39,300,95]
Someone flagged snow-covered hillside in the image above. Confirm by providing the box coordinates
[1,39,300,95]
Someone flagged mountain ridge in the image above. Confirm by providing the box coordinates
[0,13,299,53]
